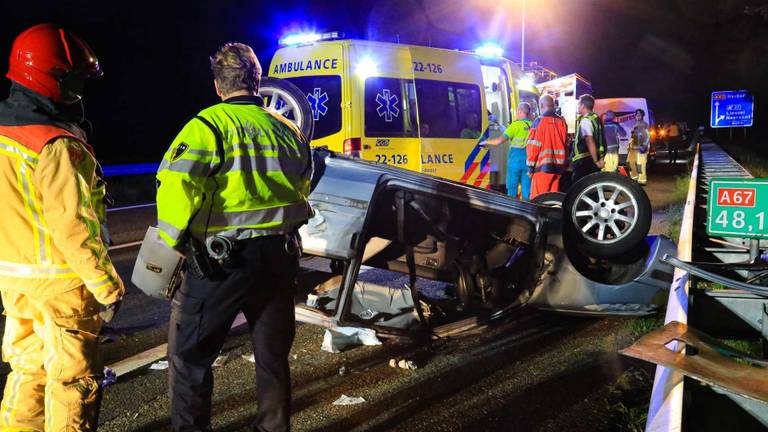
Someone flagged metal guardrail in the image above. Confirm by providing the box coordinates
[645,142,700,432]
[645,139,768,430]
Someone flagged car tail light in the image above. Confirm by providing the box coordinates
[343,138,362,158]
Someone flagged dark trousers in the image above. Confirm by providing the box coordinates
[168,235,298,432]
[571,158,600,184]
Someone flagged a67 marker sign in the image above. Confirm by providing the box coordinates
[707,178,768,239]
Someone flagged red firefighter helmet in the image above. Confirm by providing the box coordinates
[6,24,102,103]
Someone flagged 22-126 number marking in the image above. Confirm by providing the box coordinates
[413,62,443,74]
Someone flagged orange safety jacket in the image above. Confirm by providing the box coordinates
[0,124,123,303]
[526,110,568,174]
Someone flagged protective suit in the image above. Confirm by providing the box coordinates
[629,119,650,185]
[0,24,123,431]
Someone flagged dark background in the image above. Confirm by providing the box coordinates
[3,0,768,164]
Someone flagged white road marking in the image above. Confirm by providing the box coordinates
[108,240,144,251]
[107,313,248,377]
[107,203,156,212]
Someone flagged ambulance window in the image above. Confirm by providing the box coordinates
[414,80,482,139]
[282,75,342,140]
[364,77,418,138]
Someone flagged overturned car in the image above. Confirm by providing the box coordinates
[294,149,675,335]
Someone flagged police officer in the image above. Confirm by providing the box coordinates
[0,24,124,431]
[484,102,533,199]
[156,42,312,432]
[572,94,606,183]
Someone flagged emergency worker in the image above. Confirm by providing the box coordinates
[526,95,568,199]
[156,42,312,432]
[0,24,124,431]
[460,113,481,139]
[602,110,627,173]
[484,102,533,199]
[667,121,681,165]
[628,109,650,185]
[572,94,605,183]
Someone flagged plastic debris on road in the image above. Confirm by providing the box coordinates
[338,365,349,375]
[332,394,366,406]
[389,358,418,370]
[242,354,255,363]
[101,367,117,387]
[212,355,228,367]
[321,327,382,353]
[149,360,169,370]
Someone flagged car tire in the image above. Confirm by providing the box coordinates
[531,192,566,208]
[258,77,315,140]
[563,172,651,259]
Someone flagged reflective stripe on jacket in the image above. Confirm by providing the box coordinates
[574,112,605,162]
[0,125,123,303]
[504,119,532,149]
[526,111,568,174]
[156,96,313,248]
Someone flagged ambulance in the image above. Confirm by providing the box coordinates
[535,73,592,134]
[267,33,539,189]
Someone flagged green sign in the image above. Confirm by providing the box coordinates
[707,178,768,239]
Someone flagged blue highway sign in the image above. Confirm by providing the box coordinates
[710,90,754,128]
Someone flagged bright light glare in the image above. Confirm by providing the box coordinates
[355,57,378,78]
[475,43,504,58]
[279,33,321,46]
[517,77,534,90]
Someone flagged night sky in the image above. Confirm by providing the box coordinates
[3,0,767,164]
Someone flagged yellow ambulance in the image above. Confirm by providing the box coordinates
[268,33,539,189]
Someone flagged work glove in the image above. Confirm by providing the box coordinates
[99,299,122,323]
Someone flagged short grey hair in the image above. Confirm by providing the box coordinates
[539,94,554,109]
[517,102,531,116]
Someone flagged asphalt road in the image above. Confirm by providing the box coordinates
[0,164,688,431]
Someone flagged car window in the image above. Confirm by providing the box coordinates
[364,77,418,138]
[415,80,482,139]
[283,75,342,140]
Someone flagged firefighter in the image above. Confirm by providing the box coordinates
[156,42,313,432]
[526,95,568,199]
[0,24,124,431]
[483,102,533,199]
[628,109,650,185]
[602,110,627,173]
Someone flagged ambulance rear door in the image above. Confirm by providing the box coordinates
[268,42,347,152]
[349,42,421,173]
[409,47,489,187]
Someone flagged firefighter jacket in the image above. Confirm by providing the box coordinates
[574,112,606,162]
[156,95,313,248]
[526,110,568,174]
[0,86,123,303]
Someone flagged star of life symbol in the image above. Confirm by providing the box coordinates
[306,88,329,121]
[376,89,399,122]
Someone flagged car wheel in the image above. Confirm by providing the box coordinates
[531,192,566,208]
[563,172,651,259]
[258,77,315,140]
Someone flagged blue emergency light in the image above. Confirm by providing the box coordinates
[475,43,504,58]
[279,31,343,46]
